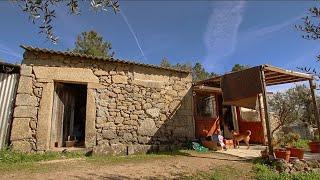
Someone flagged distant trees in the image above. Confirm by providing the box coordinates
[72,30,114,58]
[13,0,119,43]
[192,62,218,82]
[159,57,192,71]
[296,6,320,77]
[159,58,218,82]
[231,64,250,72]
[269,85,319,136]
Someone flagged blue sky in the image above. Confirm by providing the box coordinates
[0,1,318,91]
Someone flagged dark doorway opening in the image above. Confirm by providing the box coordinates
[51,82,87,148]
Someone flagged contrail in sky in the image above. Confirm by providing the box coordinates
[120,10,147,61]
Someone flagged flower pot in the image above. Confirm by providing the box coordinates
[274,149,291,162]
[287,147,304,159]
[260,150,268,158]
[308,141,320,153]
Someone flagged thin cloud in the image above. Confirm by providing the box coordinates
[203,1,246,71]
[0,44,22,59]
[120,10,147,62]
[245,14,304,38]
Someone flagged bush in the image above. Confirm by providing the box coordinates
[274,132,300,148]
[253,157,320,180]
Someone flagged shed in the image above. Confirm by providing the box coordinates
[10,45,194,154]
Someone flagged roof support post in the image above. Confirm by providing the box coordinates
[260,68,274,155]
[309,79,320,138]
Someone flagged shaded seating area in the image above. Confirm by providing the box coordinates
[193,64,319,155]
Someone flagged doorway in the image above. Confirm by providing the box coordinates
[50,82,87,148]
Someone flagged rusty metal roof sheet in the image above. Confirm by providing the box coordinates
[20,45,191,73]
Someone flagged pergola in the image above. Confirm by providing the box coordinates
[194,64,319,155]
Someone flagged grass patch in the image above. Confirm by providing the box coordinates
[185,165,253,180]
[252,157,320,180]
[0,149,189,173]
[0,149,84,164]
[0,149,85,173]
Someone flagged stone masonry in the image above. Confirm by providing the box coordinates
[10,48,193,154]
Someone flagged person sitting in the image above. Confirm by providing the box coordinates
[211,129,227,151]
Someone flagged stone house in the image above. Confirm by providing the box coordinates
[10,45,194,154]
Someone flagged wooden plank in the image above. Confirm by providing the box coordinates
[266,78,307,86]
[193,85,222,93]
[261,69,274,156]
[309,80,320,138]
[264,65,312,80]
[265,74,291,80]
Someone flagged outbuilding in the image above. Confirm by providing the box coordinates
[10,45,194,154]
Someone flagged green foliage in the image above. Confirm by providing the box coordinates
[253,158,320,180]
[192,62,218,82]
[160,57,171,68]
[231,64,250,72]
[73,30,114,58]
[269,84,318,136]
[13,0,119,44]
[159,59,218,82]
[294,139,310,149]
[159,57,192,71]
[274,132,300,148]
[296,7,320,77]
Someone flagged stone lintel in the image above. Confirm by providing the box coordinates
[33,66,99,83]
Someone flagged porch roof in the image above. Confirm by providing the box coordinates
[194,64,314,87]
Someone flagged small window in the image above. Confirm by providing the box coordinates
[240,107,261,122]
[197,95,217,118]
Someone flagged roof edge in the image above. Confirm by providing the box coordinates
[20,45,191,74]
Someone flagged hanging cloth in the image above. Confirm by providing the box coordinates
[221,67,263,109]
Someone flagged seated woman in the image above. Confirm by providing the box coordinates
[211,129,227,151]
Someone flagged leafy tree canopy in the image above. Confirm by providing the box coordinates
[269,84,319,136]
[296,6,320,77]
[13,0,119,44]
[72,30,114,58]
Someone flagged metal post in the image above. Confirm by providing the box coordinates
[309,79,320,138]
[260,68,274,155]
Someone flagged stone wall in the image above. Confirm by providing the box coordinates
[10,50,193,154]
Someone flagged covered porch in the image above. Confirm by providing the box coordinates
[193,64,319,155]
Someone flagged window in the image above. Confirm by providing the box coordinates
[197,95,217,118]
[240,107,261,122]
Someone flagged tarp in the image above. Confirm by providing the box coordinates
[221,67,263,109]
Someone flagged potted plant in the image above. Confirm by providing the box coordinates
[285,133,305,159]
[308,135,320,153]
[260,147,268,158]
[273,132,299,161]
[274,148,291,162]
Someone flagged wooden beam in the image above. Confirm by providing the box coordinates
[309,79,320,138]
[266,78,307,86]
[264,65,313,80]
[193,85,222,93]
[265,74,292,80]
[260,69,274,156]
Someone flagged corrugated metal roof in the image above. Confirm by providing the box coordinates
[20,45,191,73]
[0,73,19,148]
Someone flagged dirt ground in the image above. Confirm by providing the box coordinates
[2,151,254,180]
